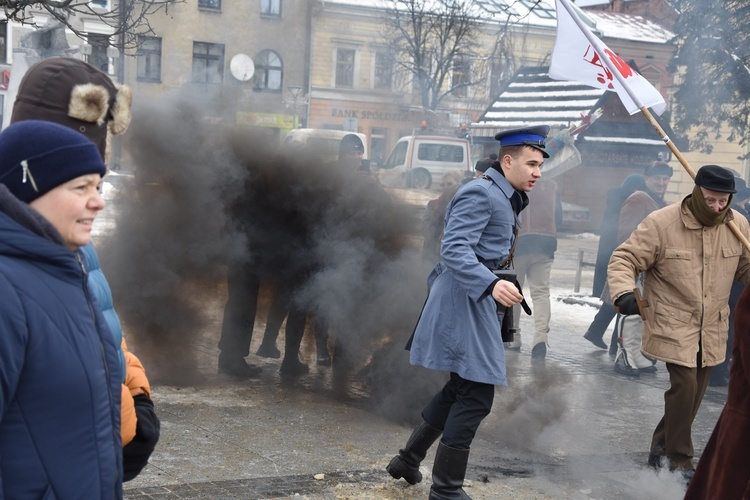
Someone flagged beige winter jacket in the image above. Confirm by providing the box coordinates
[608,197,750,367]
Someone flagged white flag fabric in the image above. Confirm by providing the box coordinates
[549,0,667,115]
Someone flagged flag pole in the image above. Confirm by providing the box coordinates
[638,106,750,250]
[557,0,750,251]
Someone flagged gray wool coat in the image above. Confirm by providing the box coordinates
[410,167,521,386]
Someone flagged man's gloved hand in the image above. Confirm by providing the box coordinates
[615,292,640,316]
[123,394,160,482]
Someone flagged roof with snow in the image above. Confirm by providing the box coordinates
[586,10,673,43]
[472,65,685,150]
[320,0,673,43]
[473,66,606,133]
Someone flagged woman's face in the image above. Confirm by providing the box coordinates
[30,173,105,250]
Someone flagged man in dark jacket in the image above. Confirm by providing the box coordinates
[584,162,671,351]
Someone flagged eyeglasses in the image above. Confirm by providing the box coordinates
[441,182,456,188]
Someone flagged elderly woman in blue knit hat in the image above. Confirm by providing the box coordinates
[0,120,122,498]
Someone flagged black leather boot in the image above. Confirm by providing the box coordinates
[429,442,471,499]
[386,420,442,485]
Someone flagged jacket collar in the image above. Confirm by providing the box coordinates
[485,167,528,214]
[0,184,76,270]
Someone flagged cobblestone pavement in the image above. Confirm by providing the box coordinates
[121,234,724,499]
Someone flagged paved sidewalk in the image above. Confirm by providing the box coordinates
[123,235,725,499]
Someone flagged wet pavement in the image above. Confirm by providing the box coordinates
[121,234,720,499]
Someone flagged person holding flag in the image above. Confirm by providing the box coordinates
[608,165,750,479]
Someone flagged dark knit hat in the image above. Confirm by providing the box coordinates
[339,133,364,155]
[0,120,107,203]
[695,165,737,194]
[475,159,491,173]
[11,57,132,161]
[644,161,674,177]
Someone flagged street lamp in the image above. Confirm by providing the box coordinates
[287,85,304,128]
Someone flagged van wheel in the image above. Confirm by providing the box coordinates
[411,169,432,190]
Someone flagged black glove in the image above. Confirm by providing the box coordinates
[615,292,640,316]
[123,394,160,482]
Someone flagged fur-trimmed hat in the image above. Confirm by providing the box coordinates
[0,120,107,203]
[11,57,132,163]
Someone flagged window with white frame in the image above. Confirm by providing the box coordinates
[373,50,393,90]
[198,0,221,10]
[412,55,432,93]
[192,41,224,84]
[253,50,282,91]
[260,0,281,16]
[87,33,111,74]
[335,48,355,88]
[137,36,162,82]
[0,23,6,65]
[451,56,469,97]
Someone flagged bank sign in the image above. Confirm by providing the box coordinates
[331,108,408,121]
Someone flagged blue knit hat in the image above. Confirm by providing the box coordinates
[0,120,106,203]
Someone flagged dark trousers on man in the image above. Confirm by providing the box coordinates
[421,372,495,449]
[218,263,261,357]
[651,362,712,470]
[587,302,617,340]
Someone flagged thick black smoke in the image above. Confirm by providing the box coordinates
[101,88,445,420]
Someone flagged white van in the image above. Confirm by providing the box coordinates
[283,129,369,164]
[377,135,471,189]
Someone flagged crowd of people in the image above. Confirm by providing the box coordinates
[2,57,750,499]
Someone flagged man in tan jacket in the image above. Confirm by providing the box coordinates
[608,165,750,479]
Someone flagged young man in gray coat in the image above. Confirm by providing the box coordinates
[387,125,549,499]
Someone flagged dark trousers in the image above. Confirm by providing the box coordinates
[651,361,712,470]
[264,285,329,357]
[421,372,494,449]
[586,302,616,339]
[218,263,260,357]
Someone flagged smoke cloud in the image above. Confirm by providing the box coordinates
[101,87,444,418]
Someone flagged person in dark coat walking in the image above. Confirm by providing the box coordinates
[684,284,750,498]
[584,174,645,351]
[387,125,549,499]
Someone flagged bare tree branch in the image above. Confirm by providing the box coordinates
[382,0,515,114]
[2,0,177,52]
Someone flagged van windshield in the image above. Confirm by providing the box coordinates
[417,144,464,163]
[383,141,408,169]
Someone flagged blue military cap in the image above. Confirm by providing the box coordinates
[494,125,551,158]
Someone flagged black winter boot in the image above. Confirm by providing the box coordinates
[386,420,442,485]
[429,442,471,499]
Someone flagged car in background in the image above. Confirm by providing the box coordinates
[560,201,591,232]
[376,135,472,190]
[283,129,369,164]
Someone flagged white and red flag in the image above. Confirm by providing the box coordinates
[549,0,667,116]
